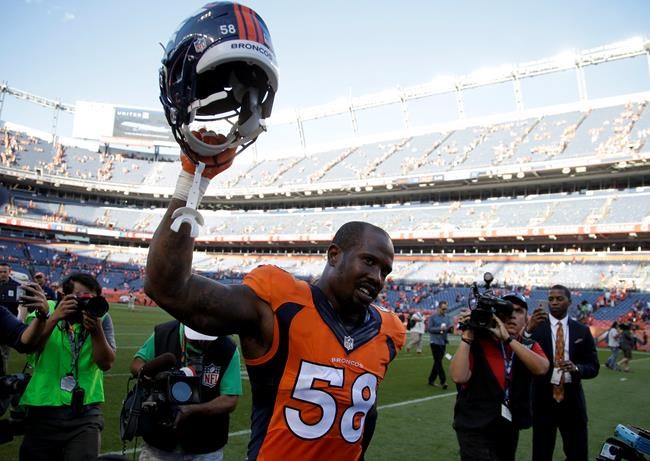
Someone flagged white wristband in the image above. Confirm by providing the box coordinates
[173,170,210,204]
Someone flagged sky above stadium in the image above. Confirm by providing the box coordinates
[1,0,650,140]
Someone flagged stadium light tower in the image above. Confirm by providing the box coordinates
[0,81,7,122]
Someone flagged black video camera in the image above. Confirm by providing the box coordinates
[597,424,649,460]
[120,354,201,442]
[0,373,31,445]
[0,373,30,407]
[460,272,514,331]
[66,294,110,324]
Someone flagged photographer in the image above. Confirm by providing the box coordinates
[0,283,52,431]
[129,320,241,460]
[0,262,22,376]
[0,283,52,353]
[450,293,549,461]
[18,272,116,461]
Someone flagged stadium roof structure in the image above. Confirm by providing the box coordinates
[1,38,650,255]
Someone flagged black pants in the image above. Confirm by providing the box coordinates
[532,400,588,461]
[456,420,519,461]
[20,406,104,461]
[428,343,446,385]
[0,344,10,376]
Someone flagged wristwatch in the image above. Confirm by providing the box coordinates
[504,336,513,345]
[35,309,50,320]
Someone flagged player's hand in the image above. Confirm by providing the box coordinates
[181,129,237,178]
[526,307,548,333]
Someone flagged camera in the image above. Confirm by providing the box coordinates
[16,285,26,304]
[0,373,31,445]
[120,357,201,442]
[0,373,31,404]
[459,272,514,330]
[596,424,650,460]
[64,294,110,323]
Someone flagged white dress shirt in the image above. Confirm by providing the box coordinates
[550,314,572,383]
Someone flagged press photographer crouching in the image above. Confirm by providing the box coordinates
[450,275,549,461]
[125,320,241,461]
[18,272,116,461]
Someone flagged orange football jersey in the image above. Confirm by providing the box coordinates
[243,265,406,461]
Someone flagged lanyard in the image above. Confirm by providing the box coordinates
[67,324,87,379]
[181,333,204,373]
[500,342,515,404]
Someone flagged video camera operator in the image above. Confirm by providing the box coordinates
[128,320,241,460]
[450,291,549,461]
[18,272,116,461]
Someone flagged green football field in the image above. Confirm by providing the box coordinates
[2,304,649,460]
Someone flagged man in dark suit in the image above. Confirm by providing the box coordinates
[526,284,599,461]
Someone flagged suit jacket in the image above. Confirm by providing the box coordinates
[530,318,599,421]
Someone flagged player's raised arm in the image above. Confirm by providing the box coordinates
[145,193,263,337]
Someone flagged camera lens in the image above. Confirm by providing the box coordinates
[170,381,193,403]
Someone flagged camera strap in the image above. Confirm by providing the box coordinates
[499,342,514,405]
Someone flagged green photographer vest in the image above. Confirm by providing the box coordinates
[20,306,105,407]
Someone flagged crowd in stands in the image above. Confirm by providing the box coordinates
[1,235,648,355]
[2,99,649,191]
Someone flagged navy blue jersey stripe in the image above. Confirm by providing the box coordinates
[311,285,382,354]
[246,301,303,460]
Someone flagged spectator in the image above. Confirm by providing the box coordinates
[427,301,453,389]
[0,262,20,317]
[127,291,136,312]
[617,324,634,372]
[406,310,426,354]
[34,271,56,301]
[527,285,599,461]
[604,321,621,370]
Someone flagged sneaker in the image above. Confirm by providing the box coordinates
[442,383,448,390]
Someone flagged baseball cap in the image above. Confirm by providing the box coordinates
[503,292,528,309]
[183,324,217,341]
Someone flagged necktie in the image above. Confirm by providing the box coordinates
[553,323,565,402]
